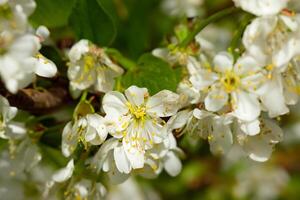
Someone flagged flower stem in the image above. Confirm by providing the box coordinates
[105,48,136,71]
[228,13,254,61]
[80,90,88,102]
[180,7,239,48]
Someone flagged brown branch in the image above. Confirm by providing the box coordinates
[1,78,71,114]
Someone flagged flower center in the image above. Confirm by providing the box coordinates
[127,103,146,120]
[83,55,95,72]
[221,71,240,93]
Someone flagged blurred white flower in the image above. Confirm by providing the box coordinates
[193,108,234,155]
[72,179,106,200]
[0,95,26,139]
[161,0,203,18]
[234,164,289,200]
[236,119,283,162]
[0,32,57,93]
[0,0,35,33]
[233,0,288,16]
[243,13,300,68]
[67,39,124,94]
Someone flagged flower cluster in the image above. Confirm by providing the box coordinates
[0,0,57,93]
[0,0,300,199]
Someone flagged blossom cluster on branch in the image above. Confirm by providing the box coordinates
[0,0,300,199]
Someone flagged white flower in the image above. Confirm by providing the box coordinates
[91,138,130,184]
[243,13,300,68]
[188,52,264,121]
[236,119,283,162]
[103,86,180,170]
[62,179,106,200]
[62,113,108,157]
[233,0,288,16]
[0,95,27,139]
[255,70,290,117]
[139,111,187,178]
[67,39,124,94]
[0,32,57,93]
[161,0,203,17]
[0,0,35,33]
[176,79,201,106]
[234,164,289,200]
[147,113,187,177]
[193,108,234,155]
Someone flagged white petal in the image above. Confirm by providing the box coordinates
[123,139,144,169]
[9,34,40,60]
[114,145,131,174]
[125,86,147,107]
[209,117,233,155]
[52,159,74,183]
[6,122,27,139]
[189,69,219,91]
[0,96,17,121]
[68,39,89,62]
[243,119,283,162]
[85,114,107,145]
[234,54,262,76]
[163,152,182,177]
[91,138,119,173]
[107,165,130,185]
[102,91,128,118]
[257,74,289,118]
[233,0,287,16]
[61,122,78,157]
[33,56,57,77]
[242,17,278,63]
[146,90,180,117]
[17,0,36,15]
[232,91,260,121]
[167,110,193,131]
[36,26,50,41]
[240,119,260,136]
[213,52,233,73]
[204,87,228,112]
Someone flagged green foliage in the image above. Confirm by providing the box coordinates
[69,0,117,46]
[30,0,76,28]
[122,54,181,95]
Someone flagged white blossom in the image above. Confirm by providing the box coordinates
[236,118,283,162]
[243,13,300,68]
[188,52,264,121]
[62,113,108,157]
[193,108,234,155]
[234,164,289,200]
[161,0,203,18]
[103,86,180,171]
[233,0,288,16]
[67,39,124,94]
[0,95,26,139]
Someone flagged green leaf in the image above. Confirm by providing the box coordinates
[29,0,76,28]
[69,0,116,46]
[122,54,181,95]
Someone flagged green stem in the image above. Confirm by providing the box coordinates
[229,13,254,61]
[180,7,239,48]
[80,90,88,102]
[105,48,136,71]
